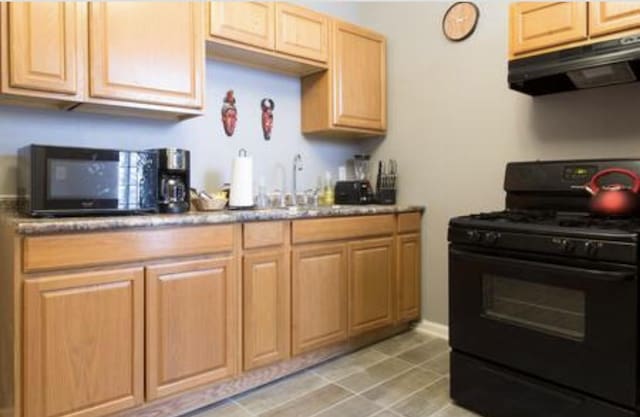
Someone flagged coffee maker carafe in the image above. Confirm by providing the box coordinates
[156,148,190,213]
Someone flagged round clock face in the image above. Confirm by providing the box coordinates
[443,2,479,42]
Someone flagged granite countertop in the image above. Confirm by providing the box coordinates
[5,205,425,235]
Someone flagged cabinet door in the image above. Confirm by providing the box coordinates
[209,2,275,50]
[292,243,348,355]
[510,2,587,57]
[88,2,204,108]
[275,3,328,63]
[397,234,421,322]
[348,238,394,336]
[146,257,238,400]
[243,250,290,370]
[4,2,79,95]
[24,268,144,417]
[589,3,640,38]
[333,21,386,131]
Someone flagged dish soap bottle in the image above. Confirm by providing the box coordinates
[322,171,334,206]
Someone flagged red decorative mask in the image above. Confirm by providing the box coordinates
[261,98,275,141]
[221,90,237,137]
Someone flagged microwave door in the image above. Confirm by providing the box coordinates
[43,148,123,212]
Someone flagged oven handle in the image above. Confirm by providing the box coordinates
[450,249,636,283]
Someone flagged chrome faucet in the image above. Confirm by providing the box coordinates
[293,153,303,199]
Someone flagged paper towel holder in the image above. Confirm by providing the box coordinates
[229,148,255,210]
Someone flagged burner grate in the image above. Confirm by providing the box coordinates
[469,210,640,232]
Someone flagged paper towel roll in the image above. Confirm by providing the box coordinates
[230,150,254,208]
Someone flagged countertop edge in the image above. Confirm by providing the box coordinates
[7,205,426,236]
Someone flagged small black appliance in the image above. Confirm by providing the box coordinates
[335,180,374,205]
[155,148,190,213]
[18,144,158,217]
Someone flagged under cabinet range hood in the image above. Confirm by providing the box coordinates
[509,35,640,96]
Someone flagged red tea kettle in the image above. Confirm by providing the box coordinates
[585,168,640,216]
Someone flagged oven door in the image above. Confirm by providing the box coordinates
[449,247,638,407]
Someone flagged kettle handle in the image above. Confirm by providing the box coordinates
[587,168,640,194]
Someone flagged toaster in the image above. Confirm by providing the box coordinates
[334,180,374,205]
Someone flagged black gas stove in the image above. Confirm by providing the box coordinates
[449,159,640,417]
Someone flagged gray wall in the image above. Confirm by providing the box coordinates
[359,2,640,325]
[0,2,363,197]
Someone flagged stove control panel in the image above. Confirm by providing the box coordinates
[465,229,501,246]
[449,226,637,265]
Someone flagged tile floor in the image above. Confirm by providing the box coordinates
[186,330,480,417]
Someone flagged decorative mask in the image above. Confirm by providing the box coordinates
[260,98,275,141]
[221,90,238,137]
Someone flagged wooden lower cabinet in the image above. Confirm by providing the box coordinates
[348,238,394,335]
[397,233,421,322]
[145,257,238,400]
[23,268,144,417]
[292,243,348,355]
[10,215,422,417]
[243,250,290,370]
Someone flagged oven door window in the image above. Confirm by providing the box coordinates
[482,274,585,341]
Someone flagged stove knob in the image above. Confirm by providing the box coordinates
[584,241,600,257]
[485,232,500,245]
[466,230,481,242]
[560,239,576,253]
[554,238,576,253]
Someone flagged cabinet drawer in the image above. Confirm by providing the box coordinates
[292,215,394,244]
[398,212,422,233]
[244,222,287,249]
[23,225,234,272]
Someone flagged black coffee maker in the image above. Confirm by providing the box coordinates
[155,148,190,213]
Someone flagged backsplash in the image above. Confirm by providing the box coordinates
[0,2,365,198]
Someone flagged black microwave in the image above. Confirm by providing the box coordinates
[18,145,158,217]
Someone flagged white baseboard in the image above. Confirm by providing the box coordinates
[414,319,449,340]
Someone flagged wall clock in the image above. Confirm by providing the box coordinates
[443,2,479,42]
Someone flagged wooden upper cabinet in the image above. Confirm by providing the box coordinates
[23,268,144,417]
[243,250,290,370]
[146,257,238,400]
[333,21,387,131]
[88,2,204,109]
[589,2,640,38]
[509,2,588,57]
[397,233,421,322]
[348,238,394,336]
[292,243,348,355]
[2,2,80,97]
[209,2,275,50]
[275,3,328,63]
